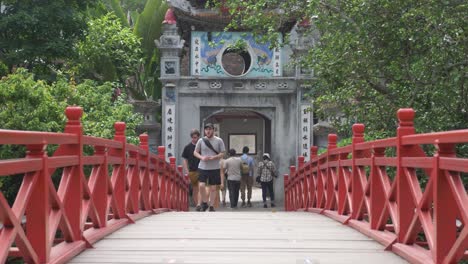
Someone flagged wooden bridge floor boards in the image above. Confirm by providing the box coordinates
[70,211,407,264]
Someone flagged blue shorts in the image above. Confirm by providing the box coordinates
[198,169,221,185]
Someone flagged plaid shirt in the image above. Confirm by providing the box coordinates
[258,160,276,182]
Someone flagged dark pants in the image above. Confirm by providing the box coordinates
[228,180,241,208]
[261,180,275,203]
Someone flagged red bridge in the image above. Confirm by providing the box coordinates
[0,107,467,264]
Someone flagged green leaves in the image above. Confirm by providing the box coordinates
[222,0,467,135]
[0,0,95,72]
[0,68,143,139]
[76,13,143,83]
[0,68,143,204]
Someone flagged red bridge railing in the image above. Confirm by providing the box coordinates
[0,106,189,264]
[285,108,468,264]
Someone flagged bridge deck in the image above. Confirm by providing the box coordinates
[70,210,407,264]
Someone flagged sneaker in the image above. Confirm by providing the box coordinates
[247,201,252,207]
[263,204,268,208]
[201,202,209,212]
[241,201,246,207]
[195,205,202,211]
[222,200,226,207]
[271,203,276,208]
[208,206,215,212]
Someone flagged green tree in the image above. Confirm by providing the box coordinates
[131,0,167,100]
[87,0,167,101]
[219,0,467,137]
[0,0,96,79]
[0,68,143,203]
[75,13,143,84]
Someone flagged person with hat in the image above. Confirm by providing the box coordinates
[257,153,277,208]
[193,123,226,212]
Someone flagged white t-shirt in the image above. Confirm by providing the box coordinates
[195,136,226,170]
[224,157,242,181]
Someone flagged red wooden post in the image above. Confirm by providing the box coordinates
[370,146,386,230]
[325,134,337,210]
[284,174,289,211]
[298,156,305,209]
[309,146,318,209]
[184,172,190,211]
[298,156,305,168]
[433,142,458,263]
[61,106,84,239]
[126,149,139,215]
[89,145,108,227]
[25,144,50,263]
[112,122,127,219]
[139,134,151,211]
[149,156,160,210]
[158,147,167,208]
[351,124,365,219]
[396,109,416,242]
[169,157,176,210]
[289,166,296,210]
[177,165,183,211]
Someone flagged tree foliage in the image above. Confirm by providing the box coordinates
[220,0,467,137]
[0,0,95,78]
[0,68,142,141]
[0,68,143,202]
[87,0,167,101]
[75,13,143,84]
[131,0,167,100]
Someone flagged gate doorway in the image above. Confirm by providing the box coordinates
[203,109,271,159]
[202,109,272,206]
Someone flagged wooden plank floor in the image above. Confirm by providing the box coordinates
[70,210,407,264]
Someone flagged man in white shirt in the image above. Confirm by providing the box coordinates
[193,123,226,212]
[221,149,242,208]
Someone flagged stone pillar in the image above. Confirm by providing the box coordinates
[155,9,184,161]
[133,100,161,153]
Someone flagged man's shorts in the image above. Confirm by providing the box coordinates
[188,171,199,187]
[198,169,221,185]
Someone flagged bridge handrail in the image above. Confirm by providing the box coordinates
[0,129,78,145]
[285,108,468,264]
[0,106,189,264]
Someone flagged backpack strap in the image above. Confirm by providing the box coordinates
[202,137,219,155]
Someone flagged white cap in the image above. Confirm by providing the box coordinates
[263,153,271,159]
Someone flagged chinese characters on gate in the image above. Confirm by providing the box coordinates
[165,105,175,161]
[192,36,201,76]
[301,105,311,161]
[273,47,281,77]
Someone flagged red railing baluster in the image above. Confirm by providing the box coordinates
[158,147,167,209]
[396,109,416,242]
[287,107,468,264]
[169,157,176,210]
[433,142,457,263]
[298,156,305,209]
[139,134,151,211]
[112,122,127,219]
[25,144,50,263]
[0,106,188,264]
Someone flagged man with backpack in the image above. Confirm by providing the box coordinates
[240,146,254,207]
[193,123,226,212]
